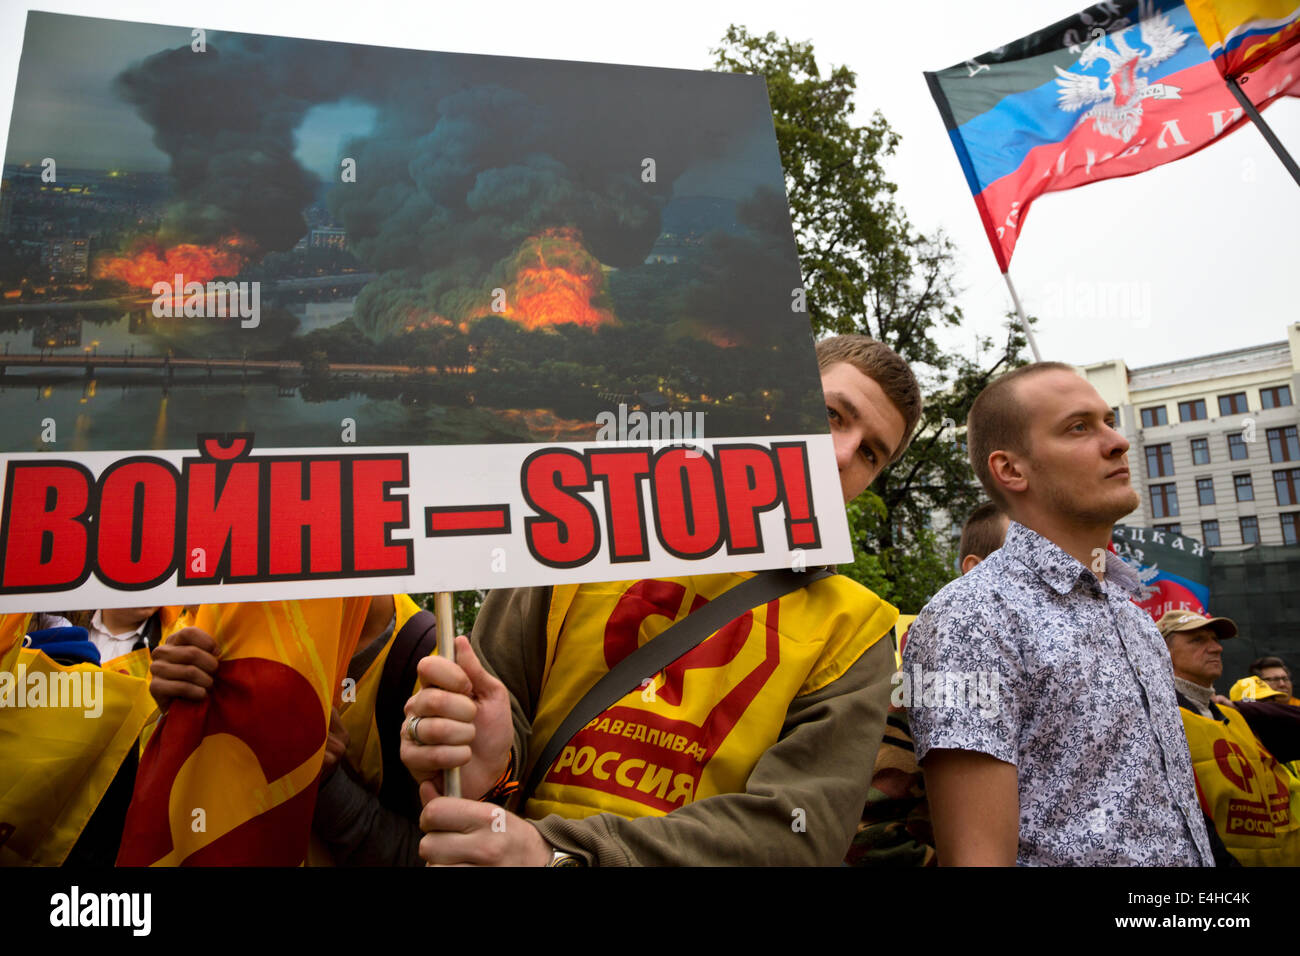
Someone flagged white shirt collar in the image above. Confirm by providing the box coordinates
[87,610,149,659]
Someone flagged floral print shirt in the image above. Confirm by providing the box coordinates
[904,521,1213,866]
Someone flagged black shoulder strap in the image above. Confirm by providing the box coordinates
[377,609,439,816]
[135,612,163,653]
[516,567,834,810]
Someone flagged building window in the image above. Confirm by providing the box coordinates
[1234,473,1254,502]
[1240,515,1260,545]
[1261,385,1293,409]
[1145,443,1174,477]
[1218,392,1249,416]
[1196,477,1215,506]
[1276,468,1300,506]
[1228,433,1249,460]
[1267,426,1300,463]
[1190,437,1210,465]
[1150,482,1179,518]
[1154,523,1182,535]
[1140,405,1168,427]
[1283,513,1299,546]
[1201,520,1220,547]
[1178,399,1207,422]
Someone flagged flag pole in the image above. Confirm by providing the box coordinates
[435,590,461,799]
[1002,272,1043,362]
[1226,75,1300,187]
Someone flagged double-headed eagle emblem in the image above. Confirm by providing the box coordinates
[1136,560,1162,602]
[1054,1,1189,143]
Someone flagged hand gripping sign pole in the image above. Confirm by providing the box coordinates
[435,591,461,799]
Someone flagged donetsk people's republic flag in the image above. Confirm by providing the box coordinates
[1186,0,1300,76]
[1110,525,1212,621]
[926,0,1300,271]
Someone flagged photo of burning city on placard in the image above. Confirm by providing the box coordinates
[0,12,826,452]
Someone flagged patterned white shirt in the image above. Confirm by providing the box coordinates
[904,521,1213,866]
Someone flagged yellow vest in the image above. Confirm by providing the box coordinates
[335,594,426,790]
[1180,704,1300,866]
[523,572,895,821]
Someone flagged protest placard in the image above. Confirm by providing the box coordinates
[0,12,850,611]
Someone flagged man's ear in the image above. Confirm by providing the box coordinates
[988,450,1028,500]
[960,554,981,575]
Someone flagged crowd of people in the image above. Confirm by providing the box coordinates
[4,334,1298,867]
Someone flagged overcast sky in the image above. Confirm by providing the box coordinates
[1,0,1296,373]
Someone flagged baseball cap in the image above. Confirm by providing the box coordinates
[1155,609,1239,641]
[1229,675,1285,702]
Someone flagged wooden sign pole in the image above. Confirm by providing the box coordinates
[434,591,461,799]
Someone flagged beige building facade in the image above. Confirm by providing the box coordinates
[1081,323,1300,550]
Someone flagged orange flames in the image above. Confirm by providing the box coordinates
[402,306,452,333]
[491,226,614,330]
[94,235,255,289]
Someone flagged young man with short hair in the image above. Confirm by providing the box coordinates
[904,362,1213,866]
[400,335,923,865]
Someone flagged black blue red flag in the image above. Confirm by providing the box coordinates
[926,0,1300,271]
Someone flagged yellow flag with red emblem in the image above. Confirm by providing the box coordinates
[117,598,368,866]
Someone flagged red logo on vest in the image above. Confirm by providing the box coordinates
[1214,738,1255,794]
[542,579,780,812]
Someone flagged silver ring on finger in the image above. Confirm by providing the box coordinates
[405,714,423,743]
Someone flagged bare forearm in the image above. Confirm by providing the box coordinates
[924,748,1019,866]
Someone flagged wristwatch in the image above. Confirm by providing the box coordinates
[548,848,586,867]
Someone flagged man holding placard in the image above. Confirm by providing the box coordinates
[400,334,921,865]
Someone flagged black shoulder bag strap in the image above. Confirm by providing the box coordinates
[135,611,163,653]
[516,566,834,810]
[376,609,439,816]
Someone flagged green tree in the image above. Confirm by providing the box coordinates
[712,27,1034,611]
[410,590,484,638]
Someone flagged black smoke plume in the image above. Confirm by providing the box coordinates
[112,29,775,338]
